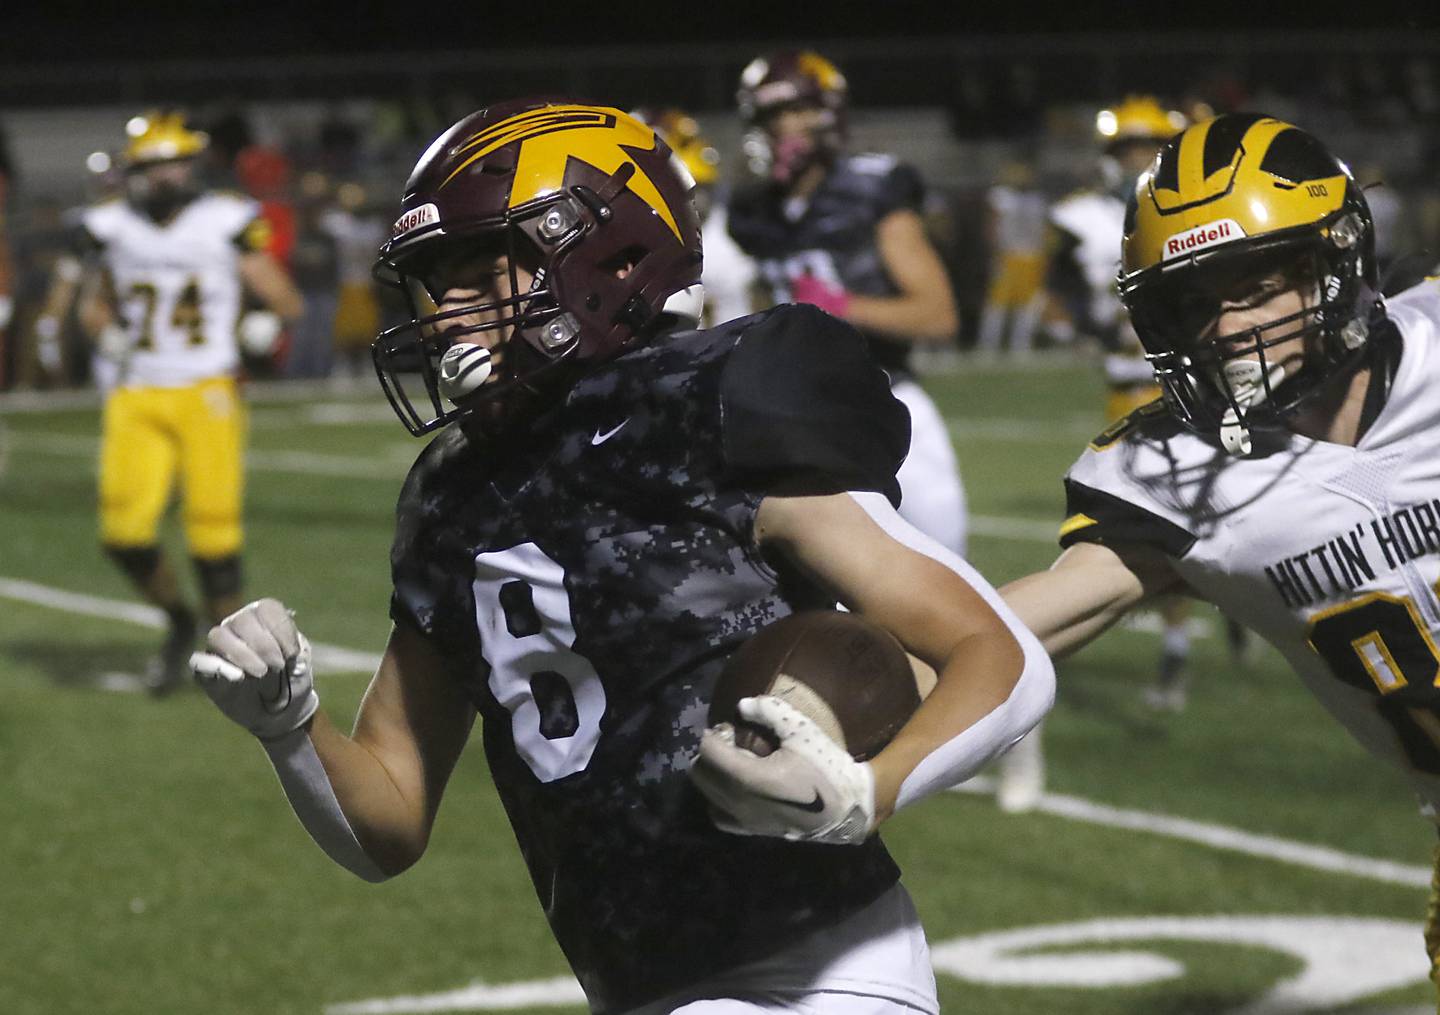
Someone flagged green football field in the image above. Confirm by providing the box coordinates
[2,357,1436,1014]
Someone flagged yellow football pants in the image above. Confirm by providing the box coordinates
[98,377,246,559]
[985,251,1047,308]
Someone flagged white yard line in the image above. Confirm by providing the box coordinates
[0,376,381,414]
[2,573,1426,889]
[327,977,587,1015]
[3,432,1071,543]
[953,776,1430,888]
[0,576,381,675]
[6,431,410,479]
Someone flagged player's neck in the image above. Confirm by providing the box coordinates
[1289,363,1374,447]
[786,163,828,203]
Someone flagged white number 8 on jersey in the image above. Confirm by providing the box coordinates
[472,543,607,782]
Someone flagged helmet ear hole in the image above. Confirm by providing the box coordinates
[598,245,649,281]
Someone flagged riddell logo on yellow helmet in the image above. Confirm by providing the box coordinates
[1163,219,1246,261]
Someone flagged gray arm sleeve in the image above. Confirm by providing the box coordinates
[261,729,390,883]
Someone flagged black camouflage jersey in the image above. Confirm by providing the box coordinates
[389,304,911,1013]
[726,152,926,376]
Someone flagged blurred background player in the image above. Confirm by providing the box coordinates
[319,179,387,379]
[994,97,1191,812]
[975,159,1050,357]
[285,173,341,379]
[38,112,302,693]
[1051,95,1203,710]
[27,150,125,391]
[633,107,757,327]
[728,50,969,558]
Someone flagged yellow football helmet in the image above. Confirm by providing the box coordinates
[1118,113,1380,449]
[632,108,720,188]
[1095,95,1186,151]
[122,112,208,168]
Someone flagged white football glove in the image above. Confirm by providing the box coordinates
[190,598,319,741]
[34,315,63,374]
[96,324,131,363]
[691,695,877,846]
[237,311,283,357]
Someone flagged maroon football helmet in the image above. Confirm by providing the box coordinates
[372,99,704,435]
[736,50,849,184]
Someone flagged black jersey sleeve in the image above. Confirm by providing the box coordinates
[721,183,781,259]
[387,431,482,654]
[719,304,909,506]
[875,161,925,218]
[1058,477,1196,557]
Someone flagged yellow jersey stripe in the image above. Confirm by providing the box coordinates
[1059,513,1099,539]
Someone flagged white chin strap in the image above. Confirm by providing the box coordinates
[438,343,493,404]
[1217,359,1286,457]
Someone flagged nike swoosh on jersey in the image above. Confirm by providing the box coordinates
[590,419,630,445]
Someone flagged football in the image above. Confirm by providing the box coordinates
[709,610,923,761]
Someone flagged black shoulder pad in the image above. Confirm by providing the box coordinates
[70,223,104,258]
[720,304,909,505]
[723,183,784,258]
[876,161,925,217]
[1059,478,1195,557]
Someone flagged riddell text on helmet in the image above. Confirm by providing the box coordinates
[393,203,439,239]
[1163,218,1245,260]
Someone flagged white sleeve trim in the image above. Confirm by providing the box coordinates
[261,729,390,883]
[844,491,1056,811]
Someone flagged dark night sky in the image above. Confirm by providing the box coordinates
[6,3,1436,67]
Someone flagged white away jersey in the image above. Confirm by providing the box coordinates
[82,193,264,387]
[1060,279,1440,808]
[1049,189,1126,332]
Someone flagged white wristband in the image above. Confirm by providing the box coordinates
[261,729,389,883]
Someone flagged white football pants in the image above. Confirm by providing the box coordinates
[891,377,968,559]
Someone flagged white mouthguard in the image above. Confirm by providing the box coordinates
[438,343,493,404]
[1217,358,1286,456]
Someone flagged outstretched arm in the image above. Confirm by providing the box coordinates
[193,601,475,880]
[1000,540,1181,658]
